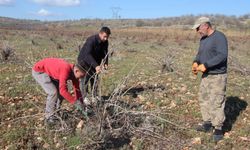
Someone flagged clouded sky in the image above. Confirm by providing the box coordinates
[0,0,249,21]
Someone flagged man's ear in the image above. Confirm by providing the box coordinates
[76,69,81,74]
[74,68,79,74]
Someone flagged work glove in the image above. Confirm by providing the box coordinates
[197,64,206,73]
[74,99,88,118]
[83,97,91,106]
[192,62,199,75]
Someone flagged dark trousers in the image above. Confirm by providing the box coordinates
[80,70,98,98]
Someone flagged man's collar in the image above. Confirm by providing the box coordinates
[96,34,102,44]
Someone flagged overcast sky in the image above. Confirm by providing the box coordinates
[0,0,249,21]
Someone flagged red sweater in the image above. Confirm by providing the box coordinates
[33,58,82,104]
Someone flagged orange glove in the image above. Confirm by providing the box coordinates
[197,64,206,72]
[192,62,198,75]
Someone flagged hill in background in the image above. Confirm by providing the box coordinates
[1,14,250,30]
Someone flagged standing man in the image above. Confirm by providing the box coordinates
[77,27,111,103]
[191,17,228,142]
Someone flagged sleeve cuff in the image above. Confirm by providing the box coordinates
[204,63,209,69]
[92,63,98,69]
[70,98,77,104]
[193,60,199,64]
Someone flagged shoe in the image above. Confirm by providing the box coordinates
[84,97,91,106]
[60,111,69,120]
[45,116,58,125]
[196,121,213,132]
[213,129,223,142]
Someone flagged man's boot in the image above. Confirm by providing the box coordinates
[196,121,213,132]
[213,129,223,142]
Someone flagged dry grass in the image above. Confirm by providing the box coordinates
[0,21,250,149]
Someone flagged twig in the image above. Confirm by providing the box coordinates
[3,113,44,124]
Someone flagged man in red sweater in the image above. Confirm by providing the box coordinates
[32,58,89,124]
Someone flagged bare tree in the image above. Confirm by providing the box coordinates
[1,41,15,61]
[147,50,175,73]
[229,55,250,75]
[161,53,175,73]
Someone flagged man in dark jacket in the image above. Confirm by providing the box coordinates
[192,17,228,142]
[77,27,111,103]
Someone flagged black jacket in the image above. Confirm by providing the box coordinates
[78,34,108,69]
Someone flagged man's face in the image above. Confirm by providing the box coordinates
[196,23,209,37]
[99,32,109,42]
[74,70,85,79]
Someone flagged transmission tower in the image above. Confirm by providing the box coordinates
[111,7,121,19]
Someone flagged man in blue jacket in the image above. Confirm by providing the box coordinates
[77,27,111,104]
[192,17,228,142]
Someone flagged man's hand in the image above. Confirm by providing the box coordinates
[95,66,101,74]
[104,64,108,70]
[192,62,199,75]
[74,100,85,112]
[197,64,206,72]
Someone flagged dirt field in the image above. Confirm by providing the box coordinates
[0,20,250,149]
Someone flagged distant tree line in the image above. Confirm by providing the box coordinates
[0,14,250,30]
[134,14,250,29]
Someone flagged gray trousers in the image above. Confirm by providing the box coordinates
[199,73,227,130]
[32,70,63,119]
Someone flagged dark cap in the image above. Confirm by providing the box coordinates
[75,61,90,72]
